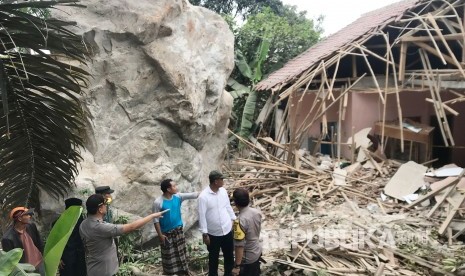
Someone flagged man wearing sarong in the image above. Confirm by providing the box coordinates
[153,179,199,275]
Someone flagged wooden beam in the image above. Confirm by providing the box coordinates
[419,50,452,146]
[463,5,465,62]
[398,42,408,82]
[352,43,395,65]
[427,13,465,79]
[425,98,459,116]
[381,32,404,152]
[413,41,456,65]
[400,33,464,42]
[352,55,357,78]
[396,1,453,41]
[407,177,458,209]
[439,193,465,235]
[359,48,385,104]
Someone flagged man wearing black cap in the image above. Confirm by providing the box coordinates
[198,170,236,276]
[80,194,165,276]
[1,207,44,276]
[53,198,86,276]
[95,186,115,223]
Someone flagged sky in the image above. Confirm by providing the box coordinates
[281,0,402,36]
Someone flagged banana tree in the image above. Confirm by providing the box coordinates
[0,0,89,210]
[233,34,270,141]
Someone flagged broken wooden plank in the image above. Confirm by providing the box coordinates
[439,192,465,235]
[408,173,465,209]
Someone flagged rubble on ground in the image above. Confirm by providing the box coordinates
[225,134,465,275]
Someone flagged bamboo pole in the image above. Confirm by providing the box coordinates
[412,41,456,64]
[296,74,367,146]
[419,49,453,146]
[381,32,404,152]
[359,47,385,104]
[337,94,343,163]
[398,42,408,82]
[426,13,465,78]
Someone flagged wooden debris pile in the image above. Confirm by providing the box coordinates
[226,131,400,216]
[407,166,465,243]
[225,133,465,275]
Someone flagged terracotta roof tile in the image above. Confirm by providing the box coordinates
[255,0,420,91]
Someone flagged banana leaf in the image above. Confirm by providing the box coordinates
[10,264,39,276]
[0,249,38,276]
[235,49,252,80]
[227,77,250,99]
[251,37,270,83]
[43,206,83,276]
[238,90,257,141]
[0,248,22,275]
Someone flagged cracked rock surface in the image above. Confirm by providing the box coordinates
[43,0,234,240]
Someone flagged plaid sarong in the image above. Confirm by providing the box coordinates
[161,227,189,275]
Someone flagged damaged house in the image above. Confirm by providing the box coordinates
[228,1,465,274]
[256,0,465,167]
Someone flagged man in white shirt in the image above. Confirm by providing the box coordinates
[198,170,236,276]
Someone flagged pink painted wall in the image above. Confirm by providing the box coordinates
[289,90,465,166]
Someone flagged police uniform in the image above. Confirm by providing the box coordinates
[95,186,114,223]
[233,206,262,276]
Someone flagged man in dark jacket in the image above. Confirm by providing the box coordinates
[1,207,44,276]
[53,198,87,276]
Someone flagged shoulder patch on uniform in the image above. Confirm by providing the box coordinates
[233,219,245,241]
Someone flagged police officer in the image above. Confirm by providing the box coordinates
[95,186,114,223]
[232,188,262,276]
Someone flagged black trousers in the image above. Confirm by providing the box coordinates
[240,259,261,276]
[207,231,234,276]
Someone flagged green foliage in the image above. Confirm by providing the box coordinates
[0,0,90,210]
[238,90,257,140]
[136,247,162,265]
[116,261,145,276]
[113,215,140,263]
[236,6,322,77]
[225,4,323,145]
[234,32,270,141]
[186,239,209,271]
[227,78,250,99]
[190,0,284,19]
[0,248,22,275]
[44,206,83,276]
[272,191,315,216]
[0,249,38,276]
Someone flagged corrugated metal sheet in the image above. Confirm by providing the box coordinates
[255,0,420,91]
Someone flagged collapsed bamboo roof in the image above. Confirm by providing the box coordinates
[256,0,426,92]
[252,0,465,160]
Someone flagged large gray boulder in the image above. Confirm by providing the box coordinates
[44,0,234,240]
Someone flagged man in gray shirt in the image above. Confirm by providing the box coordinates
[80,194,164,276]
[231,188,262,276]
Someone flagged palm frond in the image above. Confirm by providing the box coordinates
[0,0,89,210]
